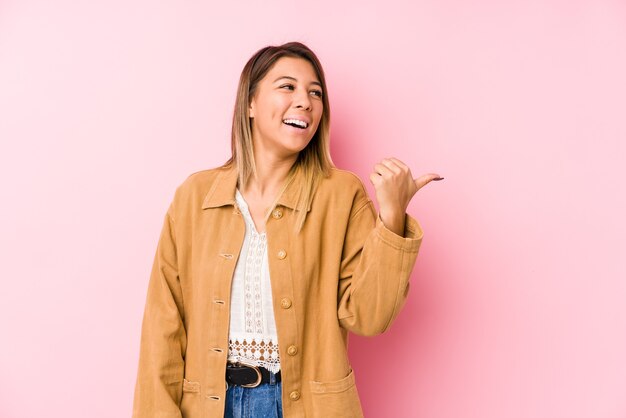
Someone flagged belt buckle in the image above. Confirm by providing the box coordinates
[234,361,262,388]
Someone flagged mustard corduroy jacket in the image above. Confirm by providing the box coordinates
[132,163,424,418]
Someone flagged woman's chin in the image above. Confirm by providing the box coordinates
[281,136,314,154]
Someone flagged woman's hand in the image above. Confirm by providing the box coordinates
[369,157,443,236]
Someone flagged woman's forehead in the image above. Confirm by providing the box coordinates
[265,57,320,85]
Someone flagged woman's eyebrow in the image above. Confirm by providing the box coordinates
[273,76,322,88]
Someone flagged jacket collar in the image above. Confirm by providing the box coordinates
[201,164,311,212]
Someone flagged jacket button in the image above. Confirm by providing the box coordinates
[289,390,301,401]
[277,249,287,259]
[280,298,292,309]
[287,345,298,356]
[272,208,283,219]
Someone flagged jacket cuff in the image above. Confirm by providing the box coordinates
[375,213,423,252]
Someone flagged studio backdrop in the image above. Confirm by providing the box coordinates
[0,0,624,417]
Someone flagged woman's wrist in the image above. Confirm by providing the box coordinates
[379,209,406,237]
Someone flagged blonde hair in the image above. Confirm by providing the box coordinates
[223,41,334,233]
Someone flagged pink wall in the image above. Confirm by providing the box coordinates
[1,0,625,417]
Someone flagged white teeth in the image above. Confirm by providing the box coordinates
[283,118,308,128]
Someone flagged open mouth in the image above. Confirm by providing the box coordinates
[283,119,308,129]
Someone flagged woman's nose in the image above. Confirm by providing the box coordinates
[294,89,312,110]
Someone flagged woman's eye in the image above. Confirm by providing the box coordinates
[280,84,322,98]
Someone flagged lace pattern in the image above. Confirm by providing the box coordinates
[245,233,266,334]
[228,337,281,374]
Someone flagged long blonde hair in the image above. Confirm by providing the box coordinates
[223,41,334,233]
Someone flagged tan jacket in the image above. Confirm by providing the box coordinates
[132,164,424,418]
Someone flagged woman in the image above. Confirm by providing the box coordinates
[132,41,442,418]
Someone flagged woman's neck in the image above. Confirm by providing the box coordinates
[240,150,297,200]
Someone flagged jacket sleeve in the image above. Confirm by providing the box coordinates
[132,202,187,418]
[337,195,423,337]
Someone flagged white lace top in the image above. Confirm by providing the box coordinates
[227,189,281,373]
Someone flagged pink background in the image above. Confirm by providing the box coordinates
[1,0,625,417]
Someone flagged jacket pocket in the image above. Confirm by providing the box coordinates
[309,369,364,418]
[180,378,201,417]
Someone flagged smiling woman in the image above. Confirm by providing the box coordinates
[131,41,442,418]
[247,56,326,202]
[228,45,335,235]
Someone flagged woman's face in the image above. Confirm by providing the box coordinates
[249,56,324,159]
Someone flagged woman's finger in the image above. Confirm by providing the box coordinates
[387,157,409,171]
[413,173,444,190]
[373,163,394,177]
[369,172,382,186]
[380,158,403,174]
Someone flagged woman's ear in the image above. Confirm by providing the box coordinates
[249,99,255,118]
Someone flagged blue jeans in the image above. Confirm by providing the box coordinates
[224,376,283,418]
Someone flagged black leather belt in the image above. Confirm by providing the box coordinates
[226,362,281,388]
